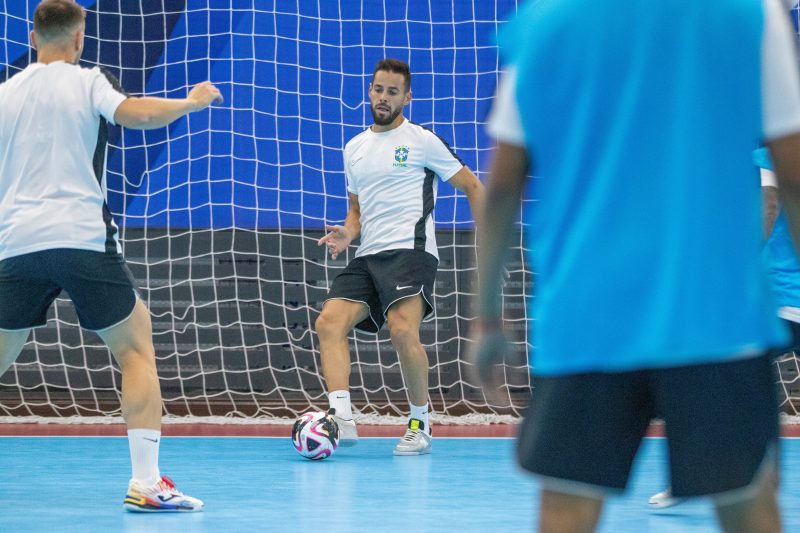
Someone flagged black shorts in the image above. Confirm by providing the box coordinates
[324,249,438,333]
[0,249,139,331]
[517,354,779,498]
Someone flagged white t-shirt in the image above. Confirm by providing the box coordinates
[0,61,127,261]
[344,119,464,259]
[488,0,800,146]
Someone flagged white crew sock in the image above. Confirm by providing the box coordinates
[128,429,161,486]
[328,390,353,420]
[410,403,430,434]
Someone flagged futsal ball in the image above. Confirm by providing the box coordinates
[291,410,340,460]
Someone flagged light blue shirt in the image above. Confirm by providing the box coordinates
[754,147,800,309]
[500,0,787,375]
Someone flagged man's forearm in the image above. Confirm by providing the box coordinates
[466,181,486,244]
[762,185,779,241]
[477,143,529,322]
[115,97,197,130]
[343,210,361,241]
[477,185,520,321]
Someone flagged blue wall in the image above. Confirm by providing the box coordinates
[2,2,517,229]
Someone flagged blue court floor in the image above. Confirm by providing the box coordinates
[0,436,798,532]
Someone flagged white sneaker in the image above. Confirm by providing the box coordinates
[332,413,358,447]
[123,475,204,512]
[648,487,686,509]
[393,419,432,456]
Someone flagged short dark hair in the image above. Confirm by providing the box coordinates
[372,58,411,91]
[34,0,85,43]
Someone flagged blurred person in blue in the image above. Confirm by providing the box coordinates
[472,1,800,531]
[649,147,800,510]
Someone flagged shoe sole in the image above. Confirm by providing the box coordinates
[393,447,431,456]
[123,503,203,513]
[648,500,686,510]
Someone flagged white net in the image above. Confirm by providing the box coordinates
[0,1,531,422]
[3,2,799,424]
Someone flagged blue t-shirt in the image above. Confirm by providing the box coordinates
[754,147,800,308]
[500,0,787,375]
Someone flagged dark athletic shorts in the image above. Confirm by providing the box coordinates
[0,248,139,331]
[324,249,438,333]
[517,354,779,498]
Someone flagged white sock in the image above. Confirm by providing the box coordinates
[328,390,353,420]
[410,403,430,434]
[128,429,161,485]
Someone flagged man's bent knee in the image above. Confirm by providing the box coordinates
[389,322,420,350]
[315,312,345,340]
[540,489,603,533]
[316,302,365,339]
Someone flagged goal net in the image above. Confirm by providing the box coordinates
[2,1,799,423]
[0,0,531,423]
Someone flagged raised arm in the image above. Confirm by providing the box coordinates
[114,81,223,130]
[318,193,362,260]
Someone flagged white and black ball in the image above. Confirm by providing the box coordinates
[291,410,340,460]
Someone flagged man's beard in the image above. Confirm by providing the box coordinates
[371,103,401,126]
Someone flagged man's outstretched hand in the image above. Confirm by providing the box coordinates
[317,225,353,260]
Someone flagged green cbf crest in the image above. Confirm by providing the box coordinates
[394,145,410,164]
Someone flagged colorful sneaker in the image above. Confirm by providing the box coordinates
[123,476,204,512]
[332,413,358,447]
[393,419,432,456]
[648,487,686,509]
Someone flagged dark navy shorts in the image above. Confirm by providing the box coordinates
[324,249,438,333]
[0,249,139,331]
[517,354,779,498]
